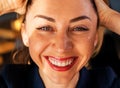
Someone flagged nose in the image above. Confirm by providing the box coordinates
[52,32,73,53]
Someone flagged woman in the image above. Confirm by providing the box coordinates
[0,0,120,88]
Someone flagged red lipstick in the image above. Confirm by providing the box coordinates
[44,56,78,71]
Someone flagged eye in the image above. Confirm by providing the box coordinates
[71,26,89,32]
[36,26,53,32]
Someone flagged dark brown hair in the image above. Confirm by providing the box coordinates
[12,0,33,64]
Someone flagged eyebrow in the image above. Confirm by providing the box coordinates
[34,15,55,22]
[34,15,91,23]
[70,16,91,23]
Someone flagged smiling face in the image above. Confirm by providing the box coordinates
[22,0,98,85]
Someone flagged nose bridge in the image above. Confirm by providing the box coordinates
[54,31,73,52]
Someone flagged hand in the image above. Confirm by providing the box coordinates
[94,0,112,26]
[94,0,120,35]
[0,0,28,15]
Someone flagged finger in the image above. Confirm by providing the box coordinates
[94,0,109,8]
[16,0,28,15]
[94,0,110,12]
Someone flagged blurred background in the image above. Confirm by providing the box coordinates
[0,0,120,75]
[0,12,22,67]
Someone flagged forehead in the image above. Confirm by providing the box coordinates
[26,0,96,22]
[32,0,92,8]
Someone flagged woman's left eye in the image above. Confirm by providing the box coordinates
[71,26,89,31]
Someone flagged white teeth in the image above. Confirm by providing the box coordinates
[48,57,74,67]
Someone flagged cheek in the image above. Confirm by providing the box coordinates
[28,33,50,64]
[74,35,96,71]
[86,36,96,55]
[75,35,96,58]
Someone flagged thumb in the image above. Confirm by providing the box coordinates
[94,0,110,12]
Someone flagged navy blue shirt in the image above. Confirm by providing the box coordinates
[0,63,120,88]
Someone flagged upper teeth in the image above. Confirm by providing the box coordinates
[48,57,74,67]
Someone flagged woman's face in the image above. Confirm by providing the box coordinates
[22,0,98,84]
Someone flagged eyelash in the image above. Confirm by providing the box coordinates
[36,26,53,31]
[70,26,89,32]
[36,26,89,32]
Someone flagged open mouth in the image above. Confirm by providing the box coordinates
[44,56,78,71]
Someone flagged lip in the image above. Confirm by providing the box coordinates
[44,56,78,71]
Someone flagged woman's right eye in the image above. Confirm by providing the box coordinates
[36,26,53,32]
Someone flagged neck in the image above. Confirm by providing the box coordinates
[39,70,79,88]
